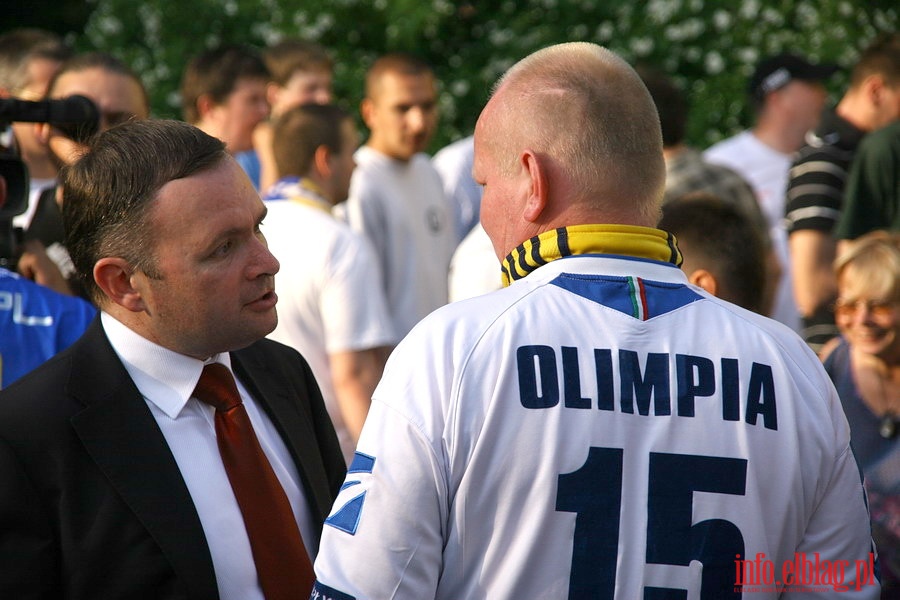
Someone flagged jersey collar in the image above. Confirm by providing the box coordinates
[263,176,331,213]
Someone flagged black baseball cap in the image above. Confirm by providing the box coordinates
[749,54,838,98]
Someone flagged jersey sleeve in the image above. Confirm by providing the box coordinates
[312,400,448,599]
[784,444,880,599]
[312,327,451,599]
[320,233,397,352]
[781,362,880,599]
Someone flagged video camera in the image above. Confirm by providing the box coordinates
[0,94,99,269]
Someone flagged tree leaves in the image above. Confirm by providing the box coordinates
[83,0,898,151]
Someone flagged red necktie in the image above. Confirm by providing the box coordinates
[193,363,315,598]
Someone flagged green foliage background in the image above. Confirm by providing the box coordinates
[81,0,897,152]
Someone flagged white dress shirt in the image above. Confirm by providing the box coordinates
[101,312,317,600]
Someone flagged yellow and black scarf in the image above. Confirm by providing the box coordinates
[500,224,682,287]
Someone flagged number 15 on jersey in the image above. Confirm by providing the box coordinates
[557,447,748,599]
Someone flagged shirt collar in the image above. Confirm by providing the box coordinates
[262,176,331,212]
[100,311,231,419]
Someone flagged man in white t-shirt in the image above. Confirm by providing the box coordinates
[705,53,836,332]
[342,53,456,339]
[263,104,395,464]
[433,135,482,244]
[311,43,878,600]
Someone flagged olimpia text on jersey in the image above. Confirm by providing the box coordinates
[516,345,777,430]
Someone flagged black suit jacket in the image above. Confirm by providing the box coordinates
[0,317,346,599]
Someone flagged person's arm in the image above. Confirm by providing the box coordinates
[783,144,846,340]
[328,347,388,443]
[789,229,837,319]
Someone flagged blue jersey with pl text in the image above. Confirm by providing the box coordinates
[0,268,94,389]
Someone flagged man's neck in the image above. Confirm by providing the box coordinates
[365,142,412,164]
[835,92,874,133]
[299,175,333,205]
[751,120,798,155]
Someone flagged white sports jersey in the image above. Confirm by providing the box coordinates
[312,226,878,600]
[263,186,396,464]
[344,146,456,339]
[432,135,482,243]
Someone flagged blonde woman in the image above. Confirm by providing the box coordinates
[823,230,900,594]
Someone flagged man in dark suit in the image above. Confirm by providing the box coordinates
[0,119,346,599]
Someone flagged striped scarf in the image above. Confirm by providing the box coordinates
[500,224,682,287]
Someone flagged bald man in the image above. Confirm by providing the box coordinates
[312,43,879,599]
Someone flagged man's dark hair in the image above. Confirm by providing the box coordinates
[659,193,766,313]
[272,103,349,179]
[62,119,226,304]
[265,39,333,87]
[636,65,687,148]
[180,44,269,123]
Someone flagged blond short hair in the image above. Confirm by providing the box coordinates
[490,42,665,223]
[835,230,900,303]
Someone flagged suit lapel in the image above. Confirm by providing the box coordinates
[68,321,218,599]
[231,346,334,528]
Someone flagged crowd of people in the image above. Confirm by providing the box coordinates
[0,23,897,599]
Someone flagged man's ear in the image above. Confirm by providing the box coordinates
[360,98,375,129]
[864,74,897,122]
[688,268,719,297]
[196,93,216,120]
[522,149,548,223]
[861,74,885,104]
[93,257,147,313]
[266,82,282,110]
[313,145,332,179]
